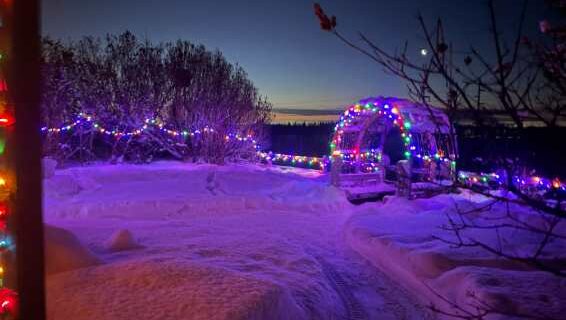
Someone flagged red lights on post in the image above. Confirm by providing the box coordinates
[0,203,6,232]
[2,0,46,317]
[0,114,13,127]
[0,1,18,317]
[0,288,17,317]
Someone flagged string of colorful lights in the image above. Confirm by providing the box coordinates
[257,151,326,170]
[330,101,455,164]
[0,110,16,315]
[41,113,261,150]
[458,171,564,194]
[0,0,18,314]
[43,115,335,172]
[42,113,564,195]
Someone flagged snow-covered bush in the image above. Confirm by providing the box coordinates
[41,32,271,165]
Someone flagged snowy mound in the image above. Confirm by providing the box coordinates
[434,267,566,317]
[44,173,100,199]
[46,259,306,320]
[45,225,100,275]
[104,229,141,252]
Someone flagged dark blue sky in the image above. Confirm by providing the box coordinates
[42,0,549,110]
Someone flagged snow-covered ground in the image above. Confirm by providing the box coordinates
[345,192,566,319]
[43,162,431,320]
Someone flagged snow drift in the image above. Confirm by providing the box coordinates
[43,162,349,220]
[345,193,566,319]
[44,225,100,275]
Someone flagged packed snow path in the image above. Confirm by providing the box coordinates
[43,162,431,319]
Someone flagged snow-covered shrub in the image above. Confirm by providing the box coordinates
[41,32,271,165]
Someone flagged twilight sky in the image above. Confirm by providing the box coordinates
[42,0,549,112]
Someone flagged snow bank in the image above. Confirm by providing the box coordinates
[345,193,566,318]
[43,162,349,220]
[44,225,100,275]
[46,259,306,320]
[434,267,566,318]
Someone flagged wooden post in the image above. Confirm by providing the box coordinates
[396,160,412,198]
[330,155,342,187]
[12,0,46,318]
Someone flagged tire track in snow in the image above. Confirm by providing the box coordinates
[313,255,368,320]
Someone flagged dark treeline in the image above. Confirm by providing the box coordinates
[268,123,566,178]
[267,123,334,157]
[456,126,566,178]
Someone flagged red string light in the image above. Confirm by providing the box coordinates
[0,288,17,317]
[0,114,14,127]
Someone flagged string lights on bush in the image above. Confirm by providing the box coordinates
[43,114,338,173]
[44,114,336,172]
[41,113,261,150]
[257,152,326,170]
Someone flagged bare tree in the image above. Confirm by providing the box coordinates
[525,0,566,126]
[314,1,564,128]
[41,38,86,162]
[163,41,271,163]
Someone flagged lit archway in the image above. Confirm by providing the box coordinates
[330,97,457,179]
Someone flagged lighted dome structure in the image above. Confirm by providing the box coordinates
[330,97,457,183]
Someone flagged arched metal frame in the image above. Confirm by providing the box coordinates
[330,97,457,180]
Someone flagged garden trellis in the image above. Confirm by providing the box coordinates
[329,96,457,182]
